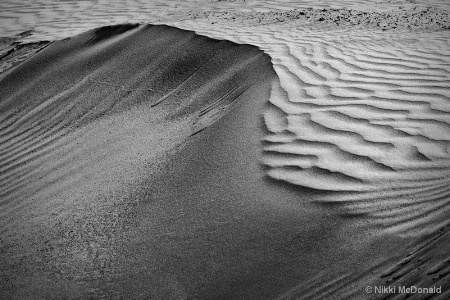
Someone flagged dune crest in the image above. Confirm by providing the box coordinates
[1,0,450,298]
[165,10,450,236]
[0,24,278,299]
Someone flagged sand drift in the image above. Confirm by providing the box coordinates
[1,3,450,299]
[0,24,287,299]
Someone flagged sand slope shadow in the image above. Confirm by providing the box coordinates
[0,24,294,299]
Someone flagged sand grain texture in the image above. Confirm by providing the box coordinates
[1,0,450,299]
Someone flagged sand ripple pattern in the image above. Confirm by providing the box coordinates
[2,0,447,236]
[265,35,450,236]
[1,0,449,234]
[0,23,272,240]
[279,224,450,299]
[166,20,450,236]
[264,31,450,235]
[1,0,450,41]
[1,1,450,298]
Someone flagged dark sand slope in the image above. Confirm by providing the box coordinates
[0,24,332,299]
[0,24,281,298]
[1,24,448,300]
[0,24,363,300]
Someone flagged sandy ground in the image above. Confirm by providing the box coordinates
[1,1,450,299]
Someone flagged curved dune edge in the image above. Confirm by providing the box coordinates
[2,23,386,300]
[0,23,272,223]
[0,24,290,299]
[2,23,396,300]
[167,14,450,238]
[1,8,450,300]
[4,22,443,300]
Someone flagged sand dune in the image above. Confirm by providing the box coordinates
[1,24,289,299]
[167,12,450,238]
[1,0,450,299]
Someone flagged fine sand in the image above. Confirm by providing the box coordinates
[1,1,450,299]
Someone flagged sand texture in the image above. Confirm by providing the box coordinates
[1,0,450,299]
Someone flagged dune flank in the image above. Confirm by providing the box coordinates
[164,5,450,238]
[2,22,377,300]
[1,24,286,299]
[1,0,450,299]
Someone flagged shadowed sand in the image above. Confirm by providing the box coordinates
[171,14,450,238]
[0,24,384,299]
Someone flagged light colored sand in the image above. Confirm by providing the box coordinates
[159,2,450,236]
[1,0,450,41]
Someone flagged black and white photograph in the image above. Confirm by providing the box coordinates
[1,0,449,299]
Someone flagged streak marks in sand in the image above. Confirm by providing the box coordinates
[0,24,276,299]
[1,0,450,299]
[166,8,450,236]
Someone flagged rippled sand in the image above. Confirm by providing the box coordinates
[1,1,450,299]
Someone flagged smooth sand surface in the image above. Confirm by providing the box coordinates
[1,1,450,299]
